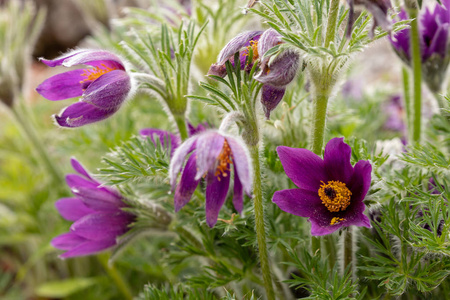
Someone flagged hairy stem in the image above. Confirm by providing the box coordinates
[402,67,412,140]
[342,228,354,281]
[408,7,422,143]
[310,92,330,155]
[324,0,340,47]
[174,114,189,141]
[249,144,275,300]
[98,254,133,300]
[10,102,64,186]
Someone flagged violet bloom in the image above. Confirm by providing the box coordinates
[383,95,406,133]
[208,30,300,119]
[169,131,252,227]
[390,2,450,93]
[273,138,372,236]
[347,0,392,38]
[36,49,132,127]
[51,158,134,258]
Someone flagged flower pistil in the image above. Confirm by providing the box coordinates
[318,180,352,213]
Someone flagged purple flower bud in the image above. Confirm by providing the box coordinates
[347,0,393,38]
[36,49,132,127]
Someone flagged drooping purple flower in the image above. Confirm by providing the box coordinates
[51,158,135,258]
[273,138,372,236]
[347,0,392,38]
[36,49,132,128]
[390,2,450,93]
[208,29,300,119]
[169,130,252,227]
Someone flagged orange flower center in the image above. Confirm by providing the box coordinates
[79,63,117,84]
[243,40,259,63]
[214,139,232,181]
[330,217,345,225]
[318,180,352,213]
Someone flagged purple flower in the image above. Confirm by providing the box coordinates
[390,2,450,92]
[36,49,132,128]
[347,0,392,38]
[383,95,406,133]
[273,138,372,236]
[169,131,252,227]
[51,158,134,258]
[208,30,300,119]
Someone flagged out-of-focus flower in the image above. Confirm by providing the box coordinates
[273,138,372,236]
[36,49,132,127]
[51,158,135,258]
[208,29,300,119]
[390,1,450,93]
[347,0,393,38]
[383,95,406,133]
[169,131,252,227]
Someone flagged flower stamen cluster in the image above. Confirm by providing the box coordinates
[80,64,118,84]
[215,139,232,180]
[318,180,352,212]
[330,217,345,225]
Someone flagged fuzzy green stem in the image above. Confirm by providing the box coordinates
[310,92,330,155]
[98,255,133,300]
[324,235,336,268]
[174,114,189,141]
[402,67,412,140]
[408,7,422,143]
[10,103,64,186]
[249,144,275,300]
[342,228,354,280]
[324,0,340,47]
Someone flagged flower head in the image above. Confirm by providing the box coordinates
[208,29,300,119]
[36,49,132,127]
[51,158,134,258]
[169,131,252,227]
[273,138,372,235]
[347,0,392,38]
[390,2,450,93]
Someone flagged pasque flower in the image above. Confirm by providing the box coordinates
[169,131,252,227]
[347,0,393,38]
[208,29,300,119]
[36,49,132,127]
[390,1,450,93]
[51,158,135,258]
[273,138,372,235]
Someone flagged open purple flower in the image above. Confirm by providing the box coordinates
[390,1,450,93]
[51,158,134,258]
[208,29,300,119]
[273,138,372,236]
[36,49,132,127]
[347,0,392,38]
[169,131,252,227]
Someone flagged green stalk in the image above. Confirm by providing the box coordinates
[342,228,354,280]
[98,254,133,300]
[310,92,329,157]
[10,102,64,186]
[402,67,412,140]
[408,7,422,143]
[249,144,275,300]
[173,113,189,141]
[324,0,340,48]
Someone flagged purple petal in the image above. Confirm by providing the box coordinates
[260,85,286,119]
[258,29,282,58]
[70,158,94,181]
[217,31,263,65]
[70,211,132,241]
[424,23,449,59]
[170,136,197,188]
[51,232,86,250]
[276,146,327,192]
[205,170,231,227]
[255,49,300,87]
[59,239,117,258]
[40,50,89,67]
[55,197,95,222]
[66,173,99,190]
[36,69,85,101]
[174,155,200,212]
[272,189,326,218]
[188,122,208,136]
[59,49,125,70]
[232,165,244,214]
[54,101,120,128]
[323,138,354,184]
[195,132,225,180]
[140,128,180,155]
[226,136,252,195]
[208,63,227,78]
[81,70,130,110]
[348,160,372,204]
[309,217,343,236]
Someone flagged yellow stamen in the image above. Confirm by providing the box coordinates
[214,139,232,179]
[79,63,117,84]
[318,180,352,213]
[243,40,259,63]
[330,217,345,225]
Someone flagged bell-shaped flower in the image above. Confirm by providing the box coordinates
[51,158,135,258]
[273,138,372,236]
[390,1,450,93]
[36,49,132,127]
[169,131,252,227]
[347,0,392,38]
